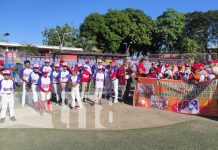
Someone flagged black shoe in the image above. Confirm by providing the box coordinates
[10,116,16,121]
[0,118,5,123]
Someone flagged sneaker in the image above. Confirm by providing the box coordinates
[0,118,5,123]
[114,100,118,103]
[10,116,16,121]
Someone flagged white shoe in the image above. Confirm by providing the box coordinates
[113,100,118,103]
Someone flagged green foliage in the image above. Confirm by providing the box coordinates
[42,9,218,55]
[80,8,154,54]
[155,8,185,53]
[42,24,78,47]
[19,43,39,54]
[185,10,218,52]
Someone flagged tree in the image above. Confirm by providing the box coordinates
[42,24,78,47]
[80,13,109,51]
[155,8,185,53]
[80,8,154,54]
[74,37,97,52]
[19,43,39,55]
[184,10,218,52]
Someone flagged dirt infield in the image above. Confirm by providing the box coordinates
[0,99,198,130]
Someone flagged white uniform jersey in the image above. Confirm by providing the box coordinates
[0,79,15,94]
[58,70,70,83]
[198,70,208,82]
[69,75,81,87]
[0,74,4,81]
[21,68,33,81]
[29,72,40,85]
[52,71,60,84]
[38,76,52,91]
[95,72,105,88]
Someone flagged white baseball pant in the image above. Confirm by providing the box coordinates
[94,88,103,104]
[61,83,67,105]
[40,92,51,101]
[1,93,15,118]
[53,83,61,102]
[71,86,82,108]
[32,84,39,102]
[112,79,118,102]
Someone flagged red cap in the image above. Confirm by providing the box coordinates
[42,68,49,74]
[165,63,170,67]
[192,64,199,71]
[0,66,4,70]
[199,63,205,67]
[33,64,40,69]
[177,65,182,68]
[62,62,68,67]
[72,68,78,73]
[111,59,116,63]
[185,63,190,67]
[60,58,64,63]
[3,70,11,75]
[209,59,218,63]
[86,59,90,63]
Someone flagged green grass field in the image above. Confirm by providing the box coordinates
[0,118,217,150]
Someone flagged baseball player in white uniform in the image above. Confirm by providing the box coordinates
[51,63,61,105]
[29,64,40,111]
[0,70,16,123]
[20,60,33,106]
[38,68,53,115]
[68,67,82,109]
[39,58,52,76]
[58,62,70,106]
[94,66,105,105]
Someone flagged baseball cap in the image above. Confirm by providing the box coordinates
[45,58,50,63]
[42,68,49,74]
[3,70,11,75]
[33,64,40,69]
[62,62,68,67]
[54,64,60,68]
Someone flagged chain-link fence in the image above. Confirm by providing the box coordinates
[147,53,218,65]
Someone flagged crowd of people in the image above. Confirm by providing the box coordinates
[0,56,217,123]
[136,58,218,84]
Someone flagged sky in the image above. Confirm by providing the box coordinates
[1,0,218,45]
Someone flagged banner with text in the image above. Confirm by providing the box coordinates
[134,78,218,116]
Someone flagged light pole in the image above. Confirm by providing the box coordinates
[0,33,10,68]
[124,42,132,57]
[55,31,71,51]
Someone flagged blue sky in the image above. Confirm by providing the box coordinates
[1,0,218,44]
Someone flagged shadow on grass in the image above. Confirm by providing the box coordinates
[198,115,218,121]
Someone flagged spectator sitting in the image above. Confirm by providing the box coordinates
[163,64,173,79]
[147,68,157,78]
[189,64,201,84]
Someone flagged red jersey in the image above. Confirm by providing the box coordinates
[81,70,91,82]
[137,63,145,72]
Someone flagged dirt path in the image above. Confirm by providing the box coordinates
[0,98,200,130]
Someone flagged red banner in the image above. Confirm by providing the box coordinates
[134,78,218,116]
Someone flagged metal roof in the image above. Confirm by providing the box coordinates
[53,50,127,57]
